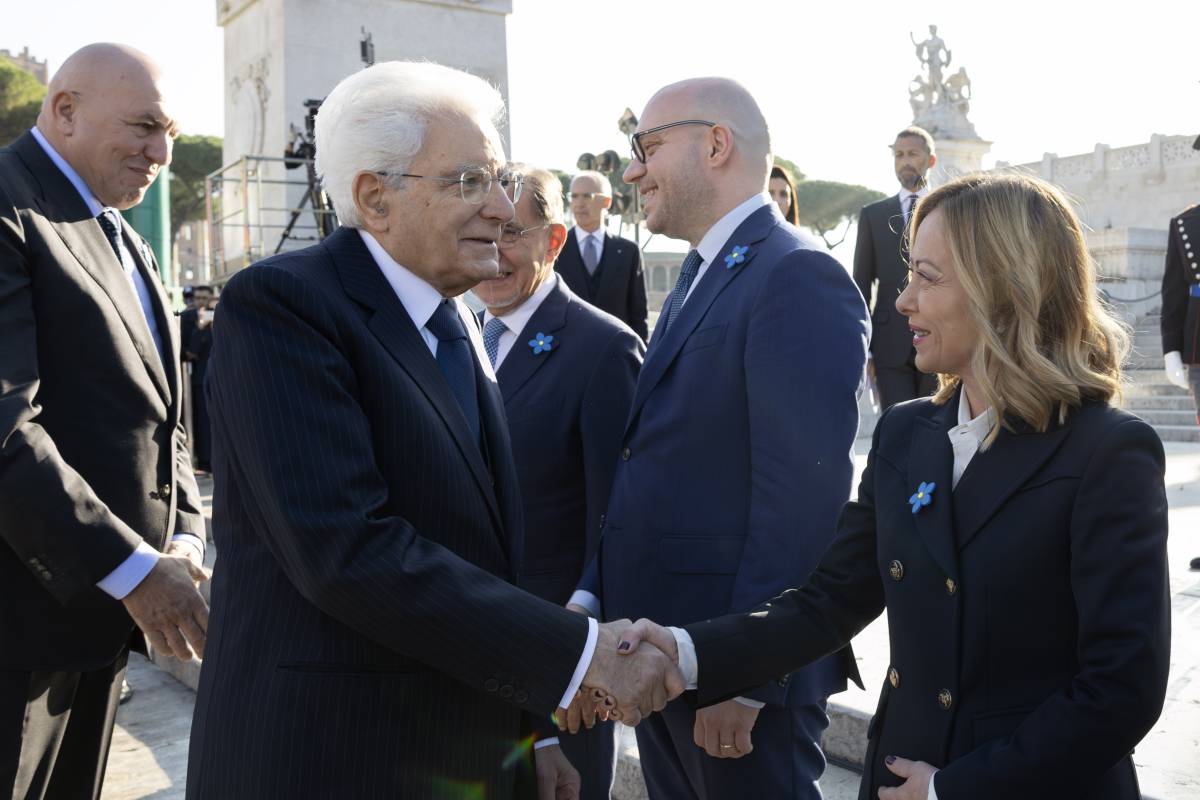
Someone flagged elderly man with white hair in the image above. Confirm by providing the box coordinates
[186,62,683,800]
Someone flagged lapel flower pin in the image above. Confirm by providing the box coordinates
[908,481,936,514]
[528,332,554,355]
[724,245,749,269]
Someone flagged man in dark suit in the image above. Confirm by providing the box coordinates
[555,171,649,341]
[186,61,681,800]
[854,126,938,409]
[474,166,644,798]
[572,78,870,799]
[0,43,209,799]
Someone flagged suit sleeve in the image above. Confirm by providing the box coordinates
[208,264,590,716]
[730,250,871,704]
[627,246,649,342]
[934,419,1169,798]
[1161,220,1186,355]
[0,183,146,602]
[852,206,875,312]
[687,406,892,707]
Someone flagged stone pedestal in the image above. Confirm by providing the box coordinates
[931,135,992,183]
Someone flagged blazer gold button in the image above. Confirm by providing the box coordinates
[938,689,952,710]
[621,447,631,461]
[888,667,900,688]
[945,578,957,595]
[158,484,172,498]
[889,560,904,581]
[483,678,499,692]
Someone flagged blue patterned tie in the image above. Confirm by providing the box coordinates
[482,316,507,367]
[658,249,703,335]
[583,235,600,275]
[425,301,481,446]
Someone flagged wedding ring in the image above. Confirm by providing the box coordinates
[719,744,737,750]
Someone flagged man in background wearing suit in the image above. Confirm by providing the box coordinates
[0,43,209,799]
[187,61,680,800]
[555,171,649,342]
[474,165,645,798]
[854,125,938,409]
[571,77,870,799]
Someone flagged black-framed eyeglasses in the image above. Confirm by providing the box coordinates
[499,222,549,245]
[377,167,524,204]
[629,119,717,163]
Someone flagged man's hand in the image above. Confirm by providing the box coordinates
[556,689,607,734]
[575,619,685,726]
[166,538,207,577]
[122,552,209,660]
[694,699,758,758]
[878,755,936,800]
[534,744,580,800]
[1165,351,1190,390]
[616,618,678,661]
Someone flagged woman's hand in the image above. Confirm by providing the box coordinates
[878,755,936,800]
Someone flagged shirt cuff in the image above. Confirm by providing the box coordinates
[171,533,205,557]
[733,696,765,709]
[668,626,699,690]
[557,616,599,709]
[567,590,601,618]
[928,769,939,800]
[96,541,160,600]
[533,737,560,751]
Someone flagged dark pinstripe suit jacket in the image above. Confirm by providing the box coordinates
[186,227,589,799]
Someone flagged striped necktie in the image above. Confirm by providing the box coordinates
[483,316,507,368]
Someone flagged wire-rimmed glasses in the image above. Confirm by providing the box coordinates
[629,120,717,163]
[377,167,524,204]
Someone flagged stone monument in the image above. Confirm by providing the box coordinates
[907,25,991,182]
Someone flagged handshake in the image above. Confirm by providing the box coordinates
[556,619,683,732]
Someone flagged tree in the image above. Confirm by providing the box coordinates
[773,156,806,182]
[0,60,46,146]
[169,134,223,239]
[793,180,886,249]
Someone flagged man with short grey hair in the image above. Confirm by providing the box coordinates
[556,170,649,341]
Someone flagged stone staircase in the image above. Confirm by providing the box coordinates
[1123,315,1198,443]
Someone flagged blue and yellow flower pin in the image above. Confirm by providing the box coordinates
[908,481,936,514]
[528,332,554,355]
[724,245,749,269]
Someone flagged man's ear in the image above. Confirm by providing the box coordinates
[352,171,391,231]
[927,152,938,170]
[600,195,613,211]
[546,223,568,262]
[707,125,735,168]
[48,91,79,135]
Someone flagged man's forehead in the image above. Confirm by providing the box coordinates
[423,113,505,170]
[894,136,927,152]
[572,175,602,192]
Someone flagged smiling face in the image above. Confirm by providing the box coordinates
[379,112,515,295]
[893,134,935,193]
[896,206,979,382]
[474,190,563,316]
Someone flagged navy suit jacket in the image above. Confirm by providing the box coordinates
[687,393,1169,800]
[582,204,871,707]
[187,227,588,799]
[491,275,644,607]
[556,229,649,342]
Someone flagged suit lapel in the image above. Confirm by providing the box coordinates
[555,229,592,300]
[906,398,959,580]
[124,227,180,406]
[496,277,569,403]
[330,228,505,538]
[951,415,1071,549]
[629,205,775,426]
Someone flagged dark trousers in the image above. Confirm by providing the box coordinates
[635,699,830,800]
[190,377,211,471]
[0,651,128,800]
[875,357,938,410]
[559,720,617,800]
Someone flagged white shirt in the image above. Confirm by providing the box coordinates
[668,389,997,786]
[574,225,605,264]
[898,186,929,224]
[358,231,596,735]
[482,273,559,370]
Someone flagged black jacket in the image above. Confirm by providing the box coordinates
[555,228,648,342]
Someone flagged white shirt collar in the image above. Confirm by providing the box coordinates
[695,193,772,265]
[358,229,445,331]
[953,387,994,442]
[574,224,604,243]
[31,126,106,218]
[483,272,559,337]
[898,185,930,203]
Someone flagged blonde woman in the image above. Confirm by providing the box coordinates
[620,172,1170,800]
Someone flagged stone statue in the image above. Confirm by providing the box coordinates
[944,67,972,117]
[908,25,978,140]
[911,25,951,99]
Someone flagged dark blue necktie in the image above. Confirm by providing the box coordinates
[658,249,703,335]
[426,300,481,446]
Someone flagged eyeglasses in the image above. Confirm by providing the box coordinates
[570,192,606,202]
[377,167,524,204]
[629,119,717,163]
[499,222,549,245]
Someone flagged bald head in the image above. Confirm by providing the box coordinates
[38,43,176,209]
[648,78,772,171]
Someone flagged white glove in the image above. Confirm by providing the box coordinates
[1165,351,1190,390]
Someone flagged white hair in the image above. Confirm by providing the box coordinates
[314,61,506,228]
[571,170,612,197]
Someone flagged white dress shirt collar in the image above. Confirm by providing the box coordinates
[695,192,772,266]
[948,387,996,489]
[358,229,447,354]
[31,126,105,217]
[574,224,605,258]
[898,185,930,208]
[482,273,559,369]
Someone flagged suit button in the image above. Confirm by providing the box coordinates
[514,690,528,704]
[945,578,957,595]
[484,678,499,692]
[499,684,514,699]
[888,560,904,581]
[599,513,606,528]
[621,447,631,461]
[888,667,900,688]
[776,676,788,688]
[158,484,172,499]
[937,689,953,710]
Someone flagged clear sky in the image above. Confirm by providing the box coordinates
[5,0,1196,200]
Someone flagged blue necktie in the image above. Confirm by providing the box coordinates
[482,317,507,368]
[425,301,481,446]
[97,210,165,364]
[583,235,600,275]
[658,249,703,335]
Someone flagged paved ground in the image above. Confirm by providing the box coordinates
[102,441,1200,799]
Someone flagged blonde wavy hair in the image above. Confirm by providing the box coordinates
[911,172,1129,445]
